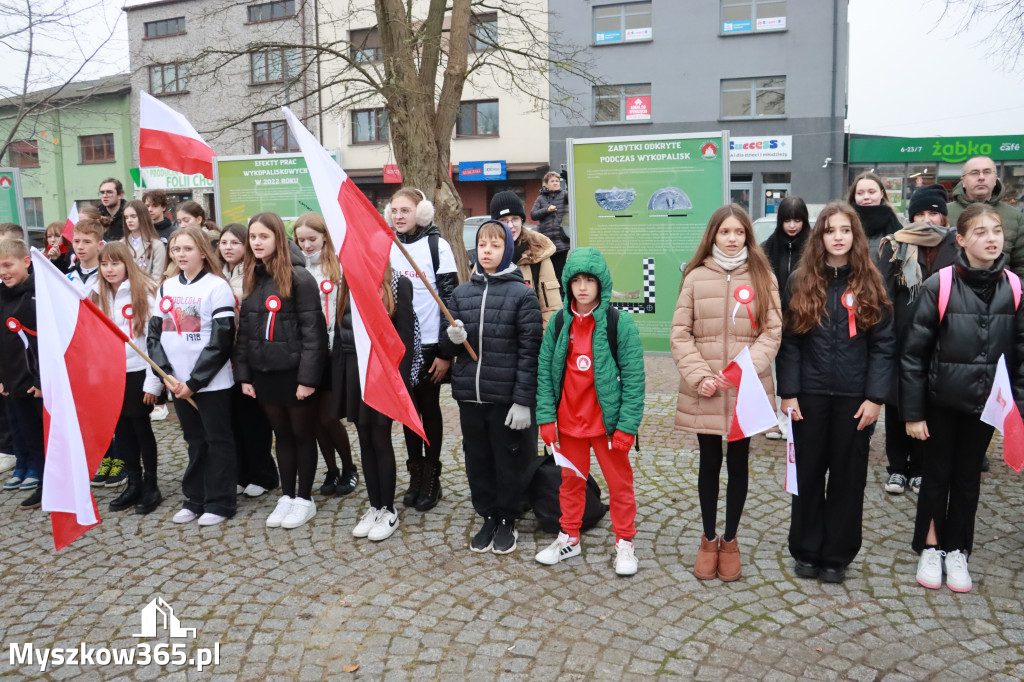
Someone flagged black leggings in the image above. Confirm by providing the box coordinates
[403,379,443,464]
[357,422,396,510]
[262,400,319,500]
[316,388,354,473]
[696,434,750,542]
[115,414,158,475]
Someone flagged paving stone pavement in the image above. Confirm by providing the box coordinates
[1,354,1023,680]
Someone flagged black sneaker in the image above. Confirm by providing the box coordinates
[18,489,42,510]
[336,469,358,496]
[820,565,846,583]
[470,516,498,553]
[91,458,111,486]
[105,459,127,487]
[794,560,819,579]
[319,471,341,495]
[981,456,990,472]
[491,518,518,555]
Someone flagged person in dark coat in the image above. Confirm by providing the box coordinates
[530,172,571,285]
[98,177,127,240]
[847,171,902,262]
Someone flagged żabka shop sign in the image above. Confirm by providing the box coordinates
[849,135,1024,163]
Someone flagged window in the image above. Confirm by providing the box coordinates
[721,0,786,33]
[468,13,497,51]
[144,17,185,38]
[351,109,389,144]
[247,0,295,23]
[350,28,382,62]
[250,48,301,84]
[594,84,651,123]
[22,198,43,229]
[8,140,39,168]
[79,134,115,164]
[593,2,652,44]
[720,77,785,118]
[253,120,299,153]
[148,63,188,95]
[456,100,499,137]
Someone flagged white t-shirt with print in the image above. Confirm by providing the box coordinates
[156,271,235,393]
[389,235,457,344]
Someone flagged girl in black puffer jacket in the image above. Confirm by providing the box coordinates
[901,203,1024,593]
[777,201,894,584]
[235,212,327,530]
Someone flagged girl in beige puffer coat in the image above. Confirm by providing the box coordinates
[671,204,782,583]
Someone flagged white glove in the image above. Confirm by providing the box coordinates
[446,320,467,345]
[505,403,531,430]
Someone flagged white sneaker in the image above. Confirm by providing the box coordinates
[244,483,268,498]
[150,404,169,421]
[614,539,638,576]
[236,484,245,495]
[909,476,922,494]
[172,508,197,524]
[916,548,943,589]
[368,507,399,541]
[766,415,788,440]
[281,497,316,529]
[945,550,972,592]
[265,495,293,528]
[0,453,16,474]
[198,512,227,527]
[535,532,582,565]
[352,507,379,538]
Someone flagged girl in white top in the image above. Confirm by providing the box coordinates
[293,212,358,496]
[92,241,163,515]
[122,199,167,279]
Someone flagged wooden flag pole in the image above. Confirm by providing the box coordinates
[125,339,198,409]
[390,235,478,362]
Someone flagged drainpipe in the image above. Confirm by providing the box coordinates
[829,0,840,198]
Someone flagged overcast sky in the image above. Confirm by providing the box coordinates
[4,0,1024,139]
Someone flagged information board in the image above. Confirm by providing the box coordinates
[213,154,322,230]
[0,168,24,226]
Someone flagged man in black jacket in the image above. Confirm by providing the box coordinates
[99,177,127,240]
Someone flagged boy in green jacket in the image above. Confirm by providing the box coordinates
[534,247,645,575]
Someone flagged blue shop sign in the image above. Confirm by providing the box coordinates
[458,160,507,181]
[722,20,752,33]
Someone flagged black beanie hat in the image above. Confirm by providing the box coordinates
[907,184,949,221]
[489,190,526,221]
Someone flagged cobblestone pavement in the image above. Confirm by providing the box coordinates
[1,354,1023,680]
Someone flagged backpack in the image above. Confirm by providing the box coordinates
[937,266,1022,322]
[525,454,608,534]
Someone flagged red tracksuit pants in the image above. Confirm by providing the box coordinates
[558,432,636,541]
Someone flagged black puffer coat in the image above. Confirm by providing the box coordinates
[777,265,895,404]
[438,263,543,406]
[530,187,570,252]
[0,276,39,395]
[760,223,808,292]
[234,250,327,386]
[900,252,1024,422]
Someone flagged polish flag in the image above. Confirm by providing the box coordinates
[139,91,215,180]
[281,107,425,440]
[721,346,778,442]
[980,354,1024,473]
[31,249,126,551]
[61,202,79,242]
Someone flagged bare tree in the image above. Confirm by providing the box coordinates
[0,0,123,163]
[939,1,1024,69]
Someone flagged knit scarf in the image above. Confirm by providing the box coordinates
[711,245,748,271]
[882,223,949,299]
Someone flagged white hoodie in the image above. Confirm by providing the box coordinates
[96,279,163,395]
[303,250,339,350]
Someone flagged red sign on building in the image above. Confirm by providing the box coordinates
[625,96,651,121]
[383,164,402,184]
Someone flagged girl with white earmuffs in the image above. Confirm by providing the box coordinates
[385,188,459,513]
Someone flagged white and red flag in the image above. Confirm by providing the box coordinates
[980,354,1024,473]
[139,91,215,180]
[281,106,425,440]
[31,249,126,551]
[721,346,778,442]
[61,202,79,243]
[784,408,798,495]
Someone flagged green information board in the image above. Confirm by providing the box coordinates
[567,132,729,351]
[849,135,1024,164]
[213,154,321,230]
[0,168,24,226]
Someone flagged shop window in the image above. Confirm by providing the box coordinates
[594,84,651,123]
[456,100,499,137]
[22,197,43,228]
[79,134,115,164]
[247,0,295,23]
[8,140,39,168]
[144,17,185,39]
[720,77,785,119]
[350,28,382,62]
[352,109,389,144]
[250,48,301,84]
[149,63,189,95]
[469,13,497,51]
[593,2,652,44]
[721,0,786,34]
[253,120,299,153]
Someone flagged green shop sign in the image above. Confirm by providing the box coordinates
[849,135,1024,164]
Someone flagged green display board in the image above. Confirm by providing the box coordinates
[213,155,321,231]
[567,132,729,351]
[0,168,24,226]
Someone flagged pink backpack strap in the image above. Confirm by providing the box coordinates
[937,266,953,323]
[1006,270,1022,310]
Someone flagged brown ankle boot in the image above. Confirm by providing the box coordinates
[717,537,741,581]
[693,534,719,580]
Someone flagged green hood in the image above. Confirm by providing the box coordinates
[561,247,613,311]
[950,178,1008,208]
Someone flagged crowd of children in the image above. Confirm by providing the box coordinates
[1,160,1021,589]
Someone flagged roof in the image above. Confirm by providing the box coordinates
[0,73,131,109]
[123,0,197,12]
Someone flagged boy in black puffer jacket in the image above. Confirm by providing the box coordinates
[440,220,542,555]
